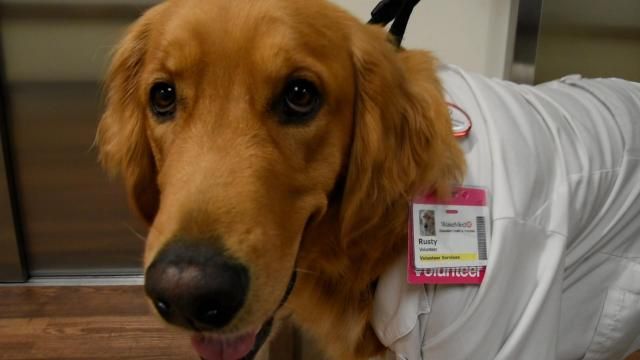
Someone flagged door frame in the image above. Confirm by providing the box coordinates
[0,40,27,283]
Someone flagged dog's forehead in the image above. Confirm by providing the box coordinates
[153,0,351,75]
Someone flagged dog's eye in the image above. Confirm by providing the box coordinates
[150,82,177,120]
[277,78,321,124]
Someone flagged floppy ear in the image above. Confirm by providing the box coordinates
[96,9,161,224]
[340,25,465,242]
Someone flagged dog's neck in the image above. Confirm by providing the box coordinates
[289,200,406,358]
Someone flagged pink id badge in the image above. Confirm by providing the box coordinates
[408,187,490,285]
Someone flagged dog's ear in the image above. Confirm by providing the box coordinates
[340,25,465,243]
[96,9,161,224]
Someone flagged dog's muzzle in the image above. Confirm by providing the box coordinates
[144,238,297,360]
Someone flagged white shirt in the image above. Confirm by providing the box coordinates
[372,65,640,360]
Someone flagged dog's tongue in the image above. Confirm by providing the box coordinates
[191,332,256,360]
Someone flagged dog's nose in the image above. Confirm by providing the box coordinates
[144,240,249,330]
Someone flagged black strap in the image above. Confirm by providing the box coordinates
[368,0,421,47]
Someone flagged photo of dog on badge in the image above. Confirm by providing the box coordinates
[419,210,436,236]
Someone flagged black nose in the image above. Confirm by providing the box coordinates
[144,240,249,330]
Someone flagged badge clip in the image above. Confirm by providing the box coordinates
[448,102,472,138]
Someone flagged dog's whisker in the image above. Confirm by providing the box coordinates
[123,222,148,241]
[294,268,319,275]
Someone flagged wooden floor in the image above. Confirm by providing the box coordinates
[0,285,637,360]
[0,285,305,360]
[0,286,199,359]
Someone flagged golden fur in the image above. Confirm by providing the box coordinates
[97,0,465,358]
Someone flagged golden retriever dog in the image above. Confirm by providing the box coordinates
[98,0,640,358]
[97,0,465,359]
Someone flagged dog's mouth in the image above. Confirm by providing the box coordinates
[192,330,258,360]
[192,271,297,360]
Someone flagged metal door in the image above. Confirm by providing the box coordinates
[536,0,639,83]
[0,0,157,277]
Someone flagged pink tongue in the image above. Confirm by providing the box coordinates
[191,332,256,360]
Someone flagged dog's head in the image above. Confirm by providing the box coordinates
[97,0,464,358]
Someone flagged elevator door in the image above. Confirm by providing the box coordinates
[535,0,640,83]
[0,1,157,276]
